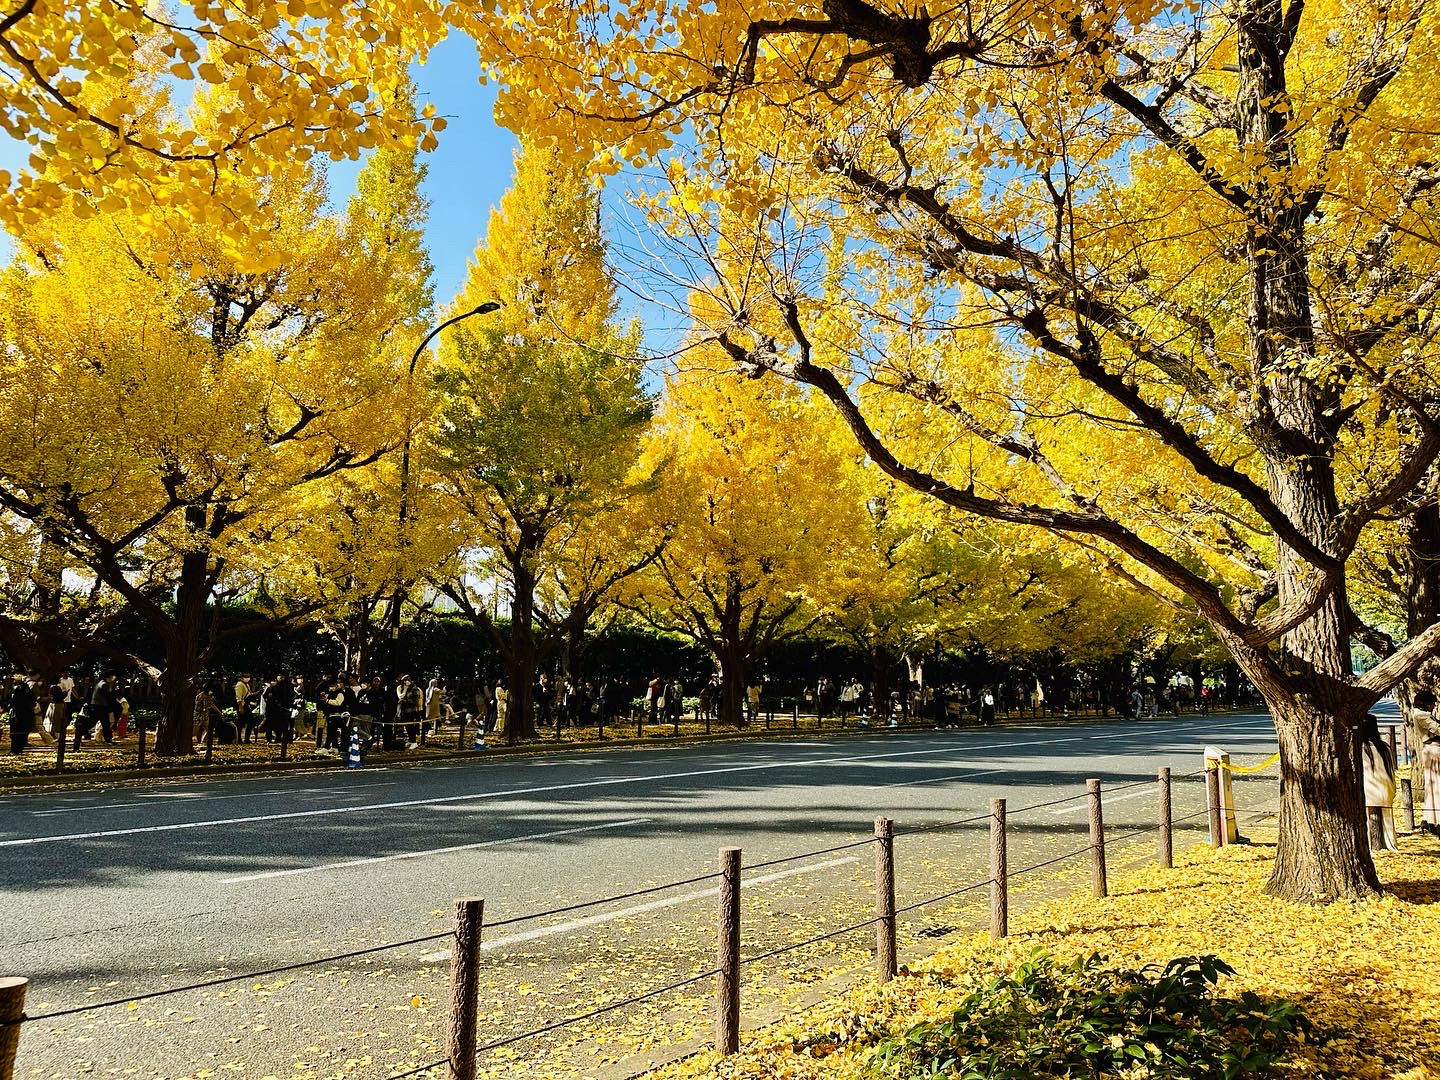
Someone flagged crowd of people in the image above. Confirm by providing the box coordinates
[3,670,138,755]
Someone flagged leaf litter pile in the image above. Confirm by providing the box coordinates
[651,832,1440,1080]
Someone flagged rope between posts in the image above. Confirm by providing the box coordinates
[745,835,878,872]
[740,915,883,967]
[386,1057,447,1080]
[471,967,721,1056]
[895,877,990,916]
[895,811,989,837]
[7,931,452,1026]
[486,871,724,929]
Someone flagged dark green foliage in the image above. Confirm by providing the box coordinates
[869,952,1309,1079]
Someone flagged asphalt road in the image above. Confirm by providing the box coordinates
[2,711,1282,1080]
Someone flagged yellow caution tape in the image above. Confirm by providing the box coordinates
[1213,752,1281,774]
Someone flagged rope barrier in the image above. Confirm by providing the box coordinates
[471,968,721,1056]
[1214,752,1281,774]
[895,877,990,916]
[486,871,723,929]
[9,931,452,1026]
[739,916,882,967]
[744,835,878,872]
[895,811,990,837]
[385,1056,447,1079]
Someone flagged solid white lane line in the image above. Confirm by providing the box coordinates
[416,855,862,961]
[220,818,652,883]
[30,784,398,816]
[874,768,1006,790]
[0,737,1097,847]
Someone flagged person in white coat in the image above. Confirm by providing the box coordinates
[1360,713,1398,851]
[1410,689,1440,837]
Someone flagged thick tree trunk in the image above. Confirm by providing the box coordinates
[1267,695,1381,901]
[156,544,209,756]
[717,653,748,726]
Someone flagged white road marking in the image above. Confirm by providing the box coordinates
[220,818,651,883]
[0,736,1097,848]
[874,768,1006,790]
[30,784,395,816]
[416,855,862,961]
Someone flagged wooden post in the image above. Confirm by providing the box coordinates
[53,715,66,774]
[279,714,290,762]
[715,847,741,1056]
[204,710,215,765]
[1087,778,1107,898]
[137,716,147,769]
[448,898,483,1080]
[792,702,799,730]
[1402,777,1417,833]
[456,712,468,751]
[1388,725,1398,766]
[0,977,27,1080]
[874,817,897,981]
[989,799,1007,940]
[1158,767,1173,869]
[1206,764,1223,848]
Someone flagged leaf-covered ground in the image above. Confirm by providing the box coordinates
[647,832,1440,1080]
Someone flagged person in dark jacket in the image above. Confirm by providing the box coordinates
[79,673,117,749]
[9,674,37,753]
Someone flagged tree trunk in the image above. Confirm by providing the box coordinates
[155,543,209,756]
[1266,695,1381,901]
[502,545,540,743]
[717,652,748,726]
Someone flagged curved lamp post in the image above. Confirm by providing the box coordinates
[384,302,501,710]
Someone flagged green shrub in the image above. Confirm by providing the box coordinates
[867,951,1308,1079]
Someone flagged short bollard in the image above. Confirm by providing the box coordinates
[874,817,897,982]
[345,728,364,768]
[989,798,1007,940]
[456,713,468,751]
[1206,764,1223,848]
[716,848,741,1056]
[1087,778,1107,899]
[0,977,27,1080]
[448,898,483,1080]
[1157,767,1173,868]
[137,719,147,769]
[1402,777,1417,833]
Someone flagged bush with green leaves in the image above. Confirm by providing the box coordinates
[867,951,1309,1079]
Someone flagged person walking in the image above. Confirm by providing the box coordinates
[9,673,36,754]
[978,686,997,726]
[397,675,424,749]
[83,673,117,749]
[1360,713,1398,850]
[425,677,445,739]
[234,674,256,743]
[1411,689,1440,836]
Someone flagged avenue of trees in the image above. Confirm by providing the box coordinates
[2,0,1438,901]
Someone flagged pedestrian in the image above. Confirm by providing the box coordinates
[194,682,219,743]
[425,677,445,739]
[397,675,423,749]
[45,675,69,748]
[356,677,385,749]
[647,676,662,725]
[234,674,256,742]
[1411,689,1440,837]
[260,674,294,744]
[1360,713,1398,850]
[8,673,36,754]
[494,680,508,735]
[747,681,761,723]
[82,673,117,749]
[1129,687,1144,720]
[979,686,996,726]
[667,677,684,724]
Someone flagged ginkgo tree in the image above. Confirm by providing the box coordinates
[428,141,652,742]
[622,364,867,725]
[460,0,1440,901]
[0,78,431,754]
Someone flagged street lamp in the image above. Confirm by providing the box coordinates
[383,302,501,732]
